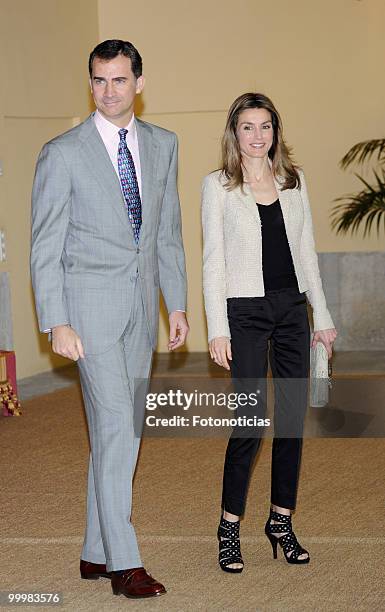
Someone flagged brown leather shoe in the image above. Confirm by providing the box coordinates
[80,559,112,580]
[111,567,166,598]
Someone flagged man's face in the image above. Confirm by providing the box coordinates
[90,54,145,126]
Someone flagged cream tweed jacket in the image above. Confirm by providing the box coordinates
[201,169,334,341]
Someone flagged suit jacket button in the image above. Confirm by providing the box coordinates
[136,247,140,254]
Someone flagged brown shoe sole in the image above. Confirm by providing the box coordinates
[112,587,166,599]
[81,572,112,580]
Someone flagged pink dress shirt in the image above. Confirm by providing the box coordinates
[94,109,142,197]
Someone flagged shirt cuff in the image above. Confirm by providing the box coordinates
[43,323,70,333]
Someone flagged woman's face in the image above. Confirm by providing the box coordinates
[236,107,274,161]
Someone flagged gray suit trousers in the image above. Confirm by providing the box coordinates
[78,277,153,571]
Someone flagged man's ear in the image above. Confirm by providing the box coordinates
[136,75,145,94]
[89,77,93,93]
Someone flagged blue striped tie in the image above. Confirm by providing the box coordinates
[117,128,142,243]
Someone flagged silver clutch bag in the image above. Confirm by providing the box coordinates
[309,342,332,408]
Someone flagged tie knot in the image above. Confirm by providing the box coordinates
[119,128,128,140]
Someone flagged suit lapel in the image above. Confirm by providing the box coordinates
[78,114,131,230]
[136,118,159,237]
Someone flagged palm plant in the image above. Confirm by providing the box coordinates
[331,139,385,236]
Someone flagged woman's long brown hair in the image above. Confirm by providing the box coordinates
[221,92,300,191]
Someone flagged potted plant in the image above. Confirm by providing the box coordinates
[331,139,385,236]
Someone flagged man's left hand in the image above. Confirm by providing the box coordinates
[168,312,189,351]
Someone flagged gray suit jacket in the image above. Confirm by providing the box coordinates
[31,113,187,354]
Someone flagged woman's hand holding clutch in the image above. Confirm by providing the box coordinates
[209,337,232,370]
[311,328,337,359]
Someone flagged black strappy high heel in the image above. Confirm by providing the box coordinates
[217,516,244,573]
[265,509,310,564]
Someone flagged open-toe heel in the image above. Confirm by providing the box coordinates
[264,509,310,564]
[217,516,244,573]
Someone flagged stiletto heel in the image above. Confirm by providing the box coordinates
[264,509,310,564]
[265,530,278,559]
[217,516,244,573]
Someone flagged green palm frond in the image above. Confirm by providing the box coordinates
[340,139,385,170]
[331,169,385,236]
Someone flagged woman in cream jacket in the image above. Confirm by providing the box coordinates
[201,93,337,573]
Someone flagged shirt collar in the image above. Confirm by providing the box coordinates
[94,109,136,140]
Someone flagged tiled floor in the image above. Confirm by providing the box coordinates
[17,351,385,401]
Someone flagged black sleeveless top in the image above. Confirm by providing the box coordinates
[256,199,298,291]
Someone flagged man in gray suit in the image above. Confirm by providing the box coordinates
[31,39,188,599]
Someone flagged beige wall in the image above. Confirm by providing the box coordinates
[99,0,385,353]
[1,1,385,377]
[0,0,98,378]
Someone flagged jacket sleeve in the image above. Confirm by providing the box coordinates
[30,142,71,332]
[201,173,231,341]
[299,170,335,331]
[157,134,187,313]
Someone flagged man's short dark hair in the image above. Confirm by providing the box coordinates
[89,39,142,78]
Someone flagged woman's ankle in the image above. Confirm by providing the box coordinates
[271,504,291,516]
[223,510,240,522]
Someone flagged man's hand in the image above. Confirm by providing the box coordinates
[209,336,232,370]
[52,325,85,361]
[168,312,189,351]
[312,328,337,359]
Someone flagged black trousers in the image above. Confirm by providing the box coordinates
[222,287,310,516]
